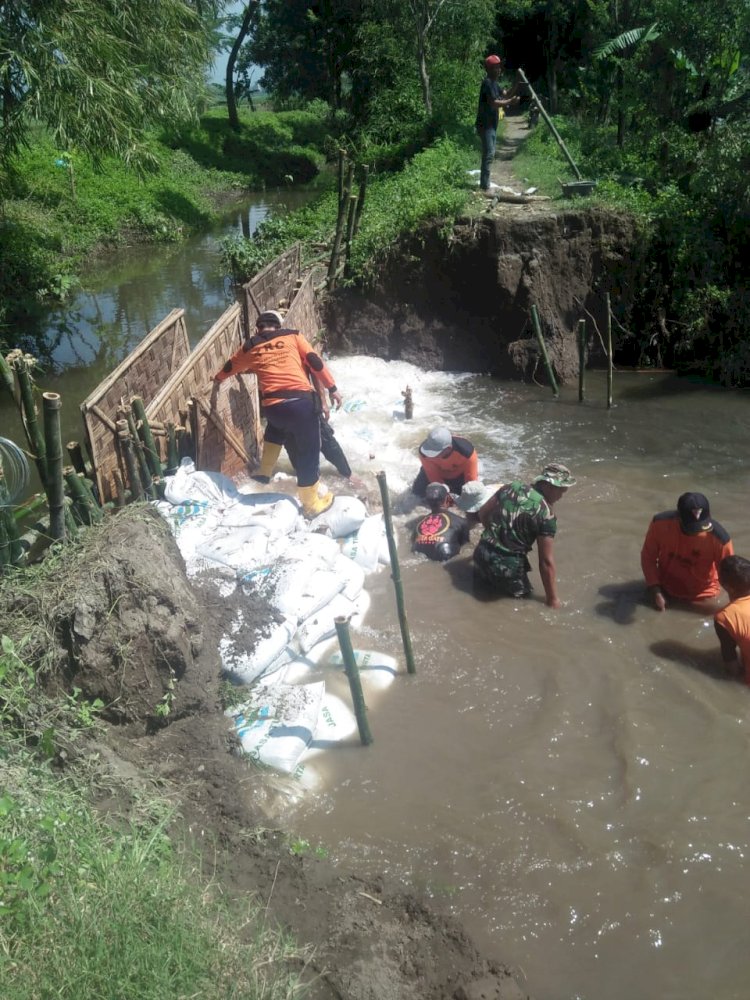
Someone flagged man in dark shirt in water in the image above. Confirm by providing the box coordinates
[413,483,470,562]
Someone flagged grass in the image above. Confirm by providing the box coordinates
[0,634,310,1000]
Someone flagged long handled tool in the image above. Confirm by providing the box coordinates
[517,69,583,181]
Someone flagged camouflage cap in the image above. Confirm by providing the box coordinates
[535,463,576,488]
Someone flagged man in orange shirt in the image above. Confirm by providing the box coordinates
[412,426,479,498]
[212,310,342,517]
[715,555,750,683]
[640,492,733,610]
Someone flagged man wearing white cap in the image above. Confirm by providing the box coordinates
[412,425,478,498]
[473,463,576,608]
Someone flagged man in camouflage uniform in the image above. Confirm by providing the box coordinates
[472,463,576,608]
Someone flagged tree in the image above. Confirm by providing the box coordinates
[224,2,258,130]
[0,0,214,169]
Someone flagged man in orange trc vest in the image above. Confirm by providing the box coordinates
[640,491,734,611]
[212,310,343,518]
[715,555,750,684]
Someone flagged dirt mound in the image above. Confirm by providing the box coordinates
[3,508,530,999]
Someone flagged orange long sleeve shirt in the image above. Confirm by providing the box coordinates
[715,596,750,683]
[214,328,336,406]
[640,512,733,600]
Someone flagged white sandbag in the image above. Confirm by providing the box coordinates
[341,513,389,572]
[289,531,342,567]
[195,524,271,570]
[229,681,324,774]
[271,564,345,623]
[222,496,302,538]
[164,458,239,507]
[295,593,357,654]
[155,500,223,563]
[219,617,295,684]
[333,552,365,601]
[327,648,399,689]
[308,495,367,538]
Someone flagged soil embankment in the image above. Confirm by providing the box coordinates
[324,118,643,383]
[7,508,529,1000]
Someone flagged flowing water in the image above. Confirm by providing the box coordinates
[3,199,750,999]
[271,357,750,1000]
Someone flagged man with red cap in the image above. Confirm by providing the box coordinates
[641,492,734,610]
[475,54,520,191]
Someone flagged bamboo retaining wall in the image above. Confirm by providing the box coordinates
[80,309,190,503]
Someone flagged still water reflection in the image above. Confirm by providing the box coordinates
[267,358,750,1000]
[0,189,311,448]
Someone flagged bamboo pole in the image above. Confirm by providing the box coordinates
[131,396,161,479]
[42,392,65,540]
[116,419,144,502]
[0,352,15,399]
[334,617,373,746]
[166,422,179,474]
[63,496,78,539]
[517,70,583,180]
[327,161,354,289]
[12,493,46,522]
[577,319,586,402]
[606,293,613,409]
[11,355,48,487]
[112,469,126,509]
[188,399,201,469]
[530,305,559,397]
[66,440,89,478]
[343,193,358,279]
[402,385,414,420]
[125,411,156,499]
[375,470,416,675]
[64,467,102,525]
[337,148,346,204]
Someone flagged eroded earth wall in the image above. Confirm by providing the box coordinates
[323,207,643,383]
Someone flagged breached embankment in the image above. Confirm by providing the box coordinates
[323,207,643,383]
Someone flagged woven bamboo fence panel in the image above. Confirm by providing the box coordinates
[242,243,301,334]
[283,271,321,343]
[147,302,262,479]
[81,309,189,503]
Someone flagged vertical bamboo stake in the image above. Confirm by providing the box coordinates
[66,440,89,478]
[64,468,102,525]
[131,396,161,479]
[577,319,586,402]
[112,470,126,509]
[126,411,155,499]
[42,392,65,540]
[337,148,346,204]
[530,305,559,397]
[166,422,179,474]
[343,193,358,278]
[328,161,354,289]
[12,355,48,487]
[376,470,416,675]
[116,419,144,502]
[188,399,201,470]
[606,293,613,409]
[63,496,78,539]
[334,617,373,746]
[0,352,15,398]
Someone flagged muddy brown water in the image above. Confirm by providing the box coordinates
[276,366,750,1000]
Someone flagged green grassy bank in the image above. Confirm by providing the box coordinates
[0,631,305,1000]
[0,104,336,329]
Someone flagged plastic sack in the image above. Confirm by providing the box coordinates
[308,496,367,538]
[229,681,324,774]
[164,458,239,507]
[219,617,295,685]
[195,524,271,571]
[269,562,345,623]
[296,593,356,654]
[222,495,302,538]
[341,513,390,572]
[327,648,399,689]
[333,552,365,601]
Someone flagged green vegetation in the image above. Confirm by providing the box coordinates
[0,633,307,1000]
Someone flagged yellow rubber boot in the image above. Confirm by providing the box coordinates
[252,441,282,483]
[298,481,334,518]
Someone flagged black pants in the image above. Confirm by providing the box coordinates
[285,416,352,479]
